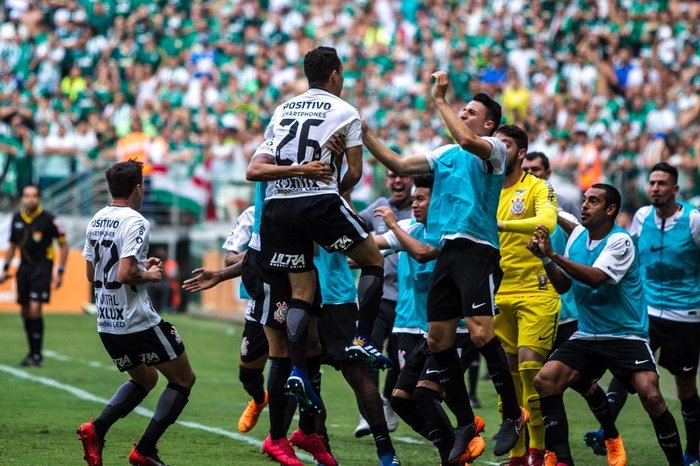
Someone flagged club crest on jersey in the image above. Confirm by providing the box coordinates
[32,231,43,242]
[241,337,249,356]
[171,326,182,344]
[398,350,406,370]
[510,197,526,216]
[274,301,288,324]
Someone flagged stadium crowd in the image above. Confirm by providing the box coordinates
[1,0,699,218]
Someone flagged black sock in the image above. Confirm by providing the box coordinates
[25,318,43,359]
[390,396,429,438]
[286,299,311,368]
[383,366,398,400]
[606,377,628,421]
[369,420,394,456]
[479,337,520,419]
[239,366,266,405]
[468,355,480,397]
[430,348,472,425]
[136,383,190,455]
[414,386,454,464]
[681,393,700,457]
[356,266,383,336]
[584,385,619,439]
[267,357,291,440]
[541,394,574,465]
[651,408,684,464]
[94,380,149,438]
[283,397,298,434]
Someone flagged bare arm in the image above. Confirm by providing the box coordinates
[224,250,245,268]
[339,145,363,195]
[85,260,94,283]
[182,260,244,293]
[362,124,431,174]
[117,256,162,285]
[246,155,333,182]
[54,237,69,288]
[0,243,17,283]
[528,225,609,290]
[431,71,495,160]
[374,207,439,263]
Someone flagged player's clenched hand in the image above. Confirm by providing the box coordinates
[529,225,555,258]
[431,71,449,102]
[301,161,333,183]
[146,264,162,282]
[325,133,346,156]
[53,271,63,289]
[374,206,398,229]
[144,257,163,269]
[182,268,220,293]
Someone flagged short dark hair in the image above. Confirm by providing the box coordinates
[105,160,143,199]
[650,162,678,184]
[472,93,502,135]
[21,183,41,197]
[525,151,550,171]
[495,124,529,153]
[591,183,622,220]
[412,174,434,189]
[304,47,341,87]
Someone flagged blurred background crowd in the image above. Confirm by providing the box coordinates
[1,0,699,223]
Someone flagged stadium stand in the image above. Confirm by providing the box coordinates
[0,0,698,222]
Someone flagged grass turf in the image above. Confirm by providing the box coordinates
[0,313,680,465]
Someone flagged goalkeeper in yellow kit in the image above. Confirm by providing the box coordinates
[492,125,559,466]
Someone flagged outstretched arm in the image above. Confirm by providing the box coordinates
[431,71,495,160]
[362,122,431,174]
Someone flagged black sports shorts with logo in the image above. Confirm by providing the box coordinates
[649,316,700,377]
[240,319,269,363]
[394,333,478,394]
[427,238,503,322]
[548,337,658,394]
[259,194,369,272]
[242,248,321,332]
[16,262,53,305]
[319,302,358,369]
[99,320,185,372]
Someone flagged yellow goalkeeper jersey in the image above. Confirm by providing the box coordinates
[497,172,559,296]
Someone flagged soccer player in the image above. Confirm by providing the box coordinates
[493,127,559,466]
[354,171,413,436]
[220,207,269,433]
[586,163,700,465]
[316,246,400,466]
[0,184,68,367]
[250,46,389,411]
[528,183,685,466]
[363,71,527,462]
[77,160,196,466]
[373,174,486,464]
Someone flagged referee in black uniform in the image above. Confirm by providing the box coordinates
[0,184,68,367]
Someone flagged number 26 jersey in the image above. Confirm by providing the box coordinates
[265,88,362,199]
[83,205,160,334]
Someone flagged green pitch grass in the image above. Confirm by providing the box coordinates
[0,313,681,465]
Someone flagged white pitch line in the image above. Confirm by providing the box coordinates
[0,364,314,463]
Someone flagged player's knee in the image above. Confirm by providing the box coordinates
[533,369,559,396]
[640,388,666,416]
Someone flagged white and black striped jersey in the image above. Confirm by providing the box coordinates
[83,206,160,335]
[264,88,362,199]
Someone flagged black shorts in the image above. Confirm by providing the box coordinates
[394,333,478,394]
[99,320,185,372]
[548,338,658,394]
[240,319,269,363]
[319,302,358,369]
[427,239,503,322]
[242,249,320,331]
[391,332,424,371]
[16,262,53,305]
[649,317,700,377]
[552,320,578,353]
[259,195,369,272]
